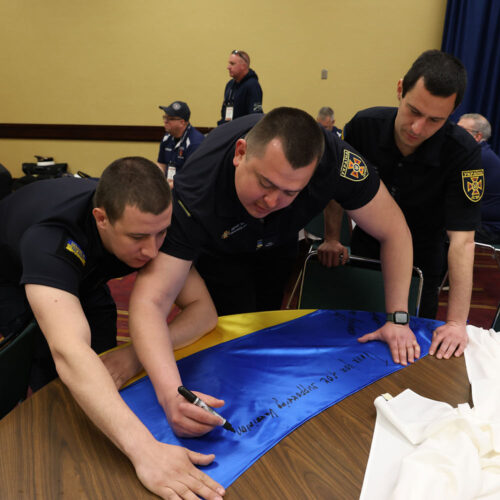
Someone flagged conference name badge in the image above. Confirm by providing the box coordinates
[462,169,484,202]
[340,150,369,181]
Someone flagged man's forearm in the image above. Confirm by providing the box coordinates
[446,236,475,325]
[170,301,218,350]
[379,225,413,313]
[170,267,218,349]
[54,343,156,459]
[129,296,182,406]
[323,199,344,241]
[128,254,193,408]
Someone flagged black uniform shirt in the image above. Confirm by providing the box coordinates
[0,178,134,298]
[344,107,482,240]
[163,114,380,261]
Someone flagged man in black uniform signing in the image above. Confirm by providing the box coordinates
[320,50,482,361]
[0,157,225,500]
[129,107,418,443]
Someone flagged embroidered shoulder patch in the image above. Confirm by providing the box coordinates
[340,150,369,181]
[462,169,484,202]
[65,239,86,266]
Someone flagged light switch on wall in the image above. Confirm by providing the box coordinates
[321,69,328,79]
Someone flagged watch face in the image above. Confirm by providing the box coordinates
[394,311,409,324]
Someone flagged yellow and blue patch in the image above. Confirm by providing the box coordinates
[462,169,484,202]
[340,150,369,182]
[65,239,86,266]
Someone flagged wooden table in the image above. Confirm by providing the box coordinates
[0,313,471,499]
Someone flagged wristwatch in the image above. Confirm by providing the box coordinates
[386,311,409,325]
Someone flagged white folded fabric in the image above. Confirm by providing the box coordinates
[360,325,500,500]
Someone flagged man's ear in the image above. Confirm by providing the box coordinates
[396,78,403,102]
[233,138,247,168]
[92,207,108,229]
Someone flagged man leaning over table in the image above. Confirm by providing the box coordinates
[129,106,419,442]
[0,158,225,500]
[319,50,482,361]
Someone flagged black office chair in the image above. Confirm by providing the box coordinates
[285,211,353,309]
[303,210,352,252]
[475,242,500,269]
[297,251,423,316]
[0,321,38,419]
[492,303,500,331]
[0,163,13,200]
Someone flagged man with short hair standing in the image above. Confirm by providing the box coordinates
[458,113,500,244]
[218,50,263,125]
[321,50,483,361]
[157,101,205,183]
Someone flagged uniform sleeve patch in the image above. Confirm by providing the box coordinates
[340,150,369,182]
[462,169,484,202]
[64,239,86,266]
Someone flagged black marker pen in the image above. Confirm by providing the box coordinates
[178,386,235,433]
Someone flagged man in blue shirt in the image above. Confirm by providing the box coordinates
[317,106,342,138]
[458,113,500,244]
[157,101,205,184]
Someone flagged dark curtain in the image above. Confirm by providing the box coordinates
[442,0,500,154]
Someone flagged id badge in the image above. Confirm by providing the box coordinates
[225,106,234,121]
[167,165,176,181]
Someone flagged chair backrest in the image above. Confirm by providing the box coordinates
[304,211,352,247]
[298,252,423,316]
[492,303,500,331]
[0,321,38,419]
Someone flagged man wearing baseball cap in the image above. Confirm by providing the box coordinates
[157,101,205,184]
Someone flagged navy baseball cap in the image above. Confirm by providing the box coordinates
[159,101,190,121]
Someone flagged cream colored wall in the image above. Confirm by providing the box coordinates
[0,0,447,177]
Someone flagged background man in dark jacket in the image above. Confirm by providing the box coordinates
[218,50,263,125]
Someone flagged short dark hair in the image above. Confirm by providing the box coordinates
[402,50,467,110]
[94,157,171,224]
[245,107,325,169]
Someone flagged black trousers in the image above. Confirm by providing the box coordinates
[195,241,298,316]
[0,283,117,392]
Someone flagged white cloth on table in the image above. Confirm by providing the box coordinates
[360,325,500,500]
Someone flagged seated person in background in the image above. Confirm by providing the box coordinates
[128,107,421,445]
[0,163,12,199]
[218,50,263,125]
[157,101,205,185]
[320,50,482,360]
[458,113,500,244]
[317,106,342,138]
[0,157,224,500]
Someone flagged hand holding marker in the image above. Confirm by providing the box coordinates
[178,386,235,433]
